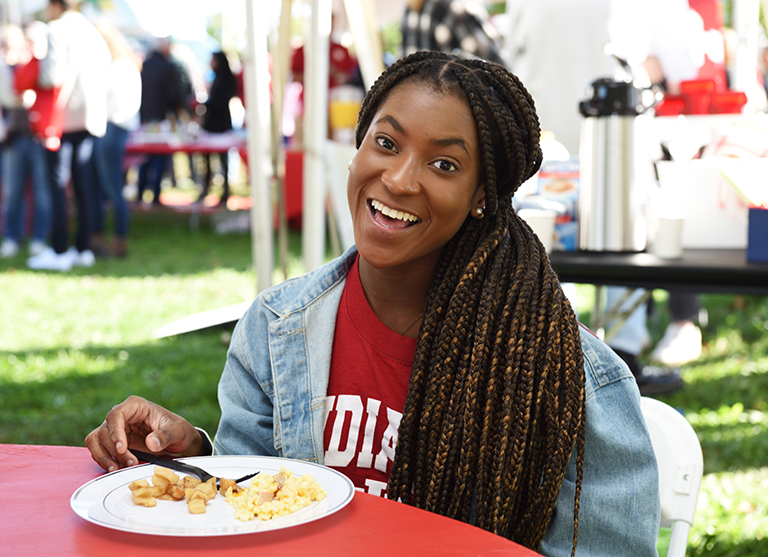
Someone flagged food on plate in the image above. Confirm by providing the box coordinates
[225,466,326,521]
[127,465,326,520]
[129,466,229,514]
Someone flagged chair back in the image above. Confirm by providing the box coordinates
[640,396,704,557]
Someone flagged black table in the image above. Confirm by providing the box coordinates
[549,249,768,296]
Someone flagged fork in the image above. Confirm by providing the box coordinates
[130,449,259,486]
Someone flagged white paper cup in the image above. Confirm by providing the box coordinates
[518,208,557,252]
[653,216,685,259]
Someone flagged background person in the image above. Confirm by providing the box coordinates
[27,0,110,271]
[401,0,505,64]
[0,23,52,260]
[135,36,183,205]
[91,21,141,258]
[196,51,237,206]
[85,52,659,557]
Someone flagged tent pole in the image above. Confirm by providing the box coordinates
[342,0,384,90]
[245,0,274,292]
[302,0,331,272]
[270,0,295,280]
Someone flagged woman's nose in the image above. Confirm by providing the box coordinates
[382,157,421,195]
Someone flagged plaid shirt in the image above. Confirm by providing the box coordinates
[400,0,504,65]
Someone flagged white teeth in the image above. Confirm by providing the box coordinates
[371,200,418,223]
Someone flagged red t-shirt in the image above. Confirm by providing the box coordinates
[323,257,416,497]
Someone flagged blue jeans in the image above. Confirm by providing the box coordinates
[605,286,648,356]
[137,154,170,203]
[606,288,702,356]
[1,135,51,243]
[93,123,130,237]
[47,131,98,253]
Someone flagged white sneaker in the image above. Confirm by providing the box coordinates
[0,239,20,258]
[650,321,702,366]
[67,246,95,267]
[28,240,47,256]
[27,247,73,271]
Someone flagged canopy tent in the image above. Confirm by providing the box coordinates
[3,0,766,336]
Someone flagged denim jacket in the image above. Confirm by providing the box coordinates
[214,246,660,557]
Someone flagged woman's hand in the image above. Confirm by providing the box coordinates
[84,395,205,472]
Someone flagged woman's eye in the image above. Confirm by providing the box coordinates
[434,160,458,172]
[376,136,396,151]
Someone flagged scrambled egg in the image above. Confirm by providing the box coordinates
[225,466,326,521]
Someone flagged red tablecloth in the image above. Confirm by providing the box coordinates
[124,131,247,156]
[1,444,539,556]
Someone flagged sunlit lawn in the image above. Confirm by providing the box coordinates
[1,208,767,556]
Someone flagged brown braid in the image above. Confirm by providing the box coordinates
[355,52,586,554]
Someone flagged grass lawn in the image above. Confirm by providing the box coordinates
[2,208,767,556]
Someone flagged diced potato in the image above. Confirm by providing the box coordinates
[194,482,216,501]
[219,478,237,495]
[151,474,170,489]
[128,479,150,492]
[154,466,180,484]
[132,486,157,498]
[187,497,206,514]
[180,476,202,489]
[189,488,215,503]
[132,493,157,507]
[167,485,185,501]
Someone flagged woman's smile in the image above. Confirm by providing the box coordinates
[368,199,420,229]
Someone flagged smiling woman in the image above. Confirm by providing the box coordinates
[84,51,660,557]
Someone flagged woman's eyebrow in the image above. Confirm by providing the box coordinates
[378,114,404,133]
[378,114,470,155]
[433,137,469,155]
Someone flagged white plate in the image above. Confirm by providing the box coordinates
[71,455,355,536]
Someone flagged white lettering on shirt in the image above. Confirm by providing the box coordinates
[365,479,388,498]
[356,398,381,469]
[375,407,402,473]
[324,395,363,466]
[324,395,404,494]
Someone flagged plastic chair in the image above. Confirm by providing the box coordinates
[640,397,704,557]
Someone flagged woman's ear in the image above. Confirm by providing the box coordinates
[348,152,358,172]
[472,188,486,218]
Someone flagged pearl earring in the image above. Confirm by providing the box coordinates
[347,160,353,171]
[474,206,484,218]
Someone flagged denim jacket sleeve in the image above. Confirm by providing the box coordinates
[540,326,661,557]
[213,292,283,458]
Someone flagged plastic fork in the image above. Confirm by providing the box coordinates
[130,449,259,486]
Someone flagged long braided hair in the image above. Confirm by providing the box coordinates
[355,51,586,553]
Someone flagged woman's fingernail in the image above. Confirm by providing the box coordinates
[126,459,135,466]
[108,465,115,472]
[115,442,123,451]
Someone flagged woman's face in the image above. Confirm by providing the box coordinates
[348,81,484,271]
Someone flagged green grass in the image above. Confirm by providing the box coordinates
[0,210,306,444]
[2,213,767,556]
[573,287,768,556]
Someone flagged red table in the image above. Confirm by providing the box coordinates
[124,130,247,156]
[1,445,539,556]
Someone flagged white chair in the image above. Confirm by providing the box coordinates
[640,396,704,557]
